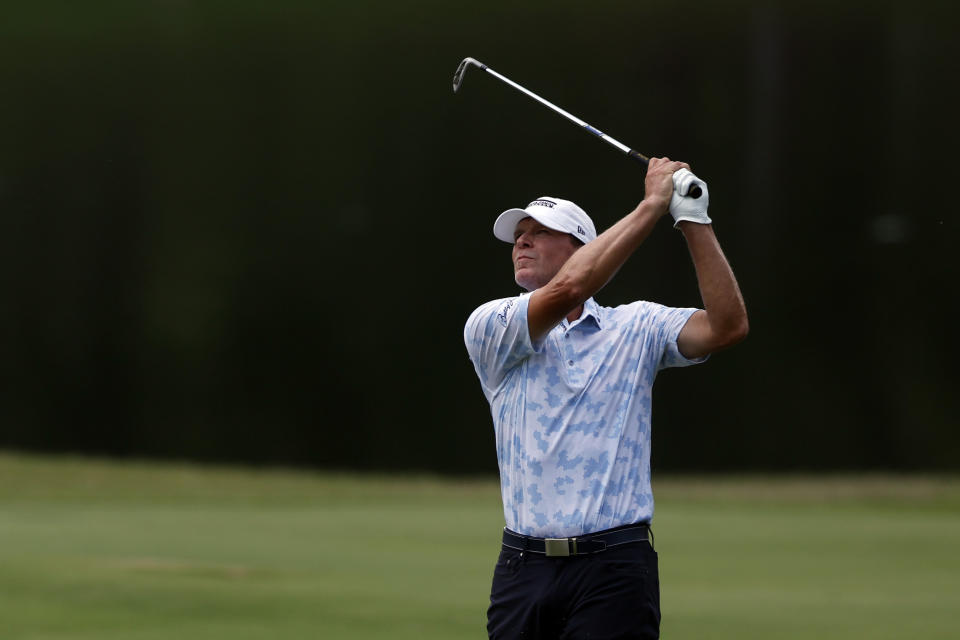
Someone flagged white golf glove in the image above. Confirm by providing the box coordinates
[670,168,711,228]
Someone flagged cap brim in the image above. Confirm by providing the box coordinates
[493,208,530,243]
[494,208,569,243]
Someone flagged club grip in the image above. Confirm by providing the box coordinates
[629,150,702,198]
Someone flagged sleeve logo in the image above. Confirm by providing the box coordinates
[496,299,515,326]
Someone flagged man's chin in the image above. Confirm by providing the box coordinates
[514,273,540,292]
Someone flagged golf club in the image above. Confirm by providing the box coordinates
[452,57,702,198]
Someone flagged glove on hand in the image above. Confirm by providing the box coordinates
[670,168,711,228]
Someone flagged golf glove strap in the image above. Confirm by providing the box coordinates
[670,169,711,228]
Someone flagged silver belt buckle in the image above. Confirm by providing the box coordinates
[544,537,577,557]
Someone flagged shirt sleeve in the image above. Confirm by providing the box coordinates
[464,295,541,392]
[645,302,709,370]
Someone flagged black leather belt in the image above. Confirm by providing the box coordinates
[501,523,652,557]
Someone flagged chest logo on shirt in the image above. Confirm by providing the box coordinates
[497,299,515,326]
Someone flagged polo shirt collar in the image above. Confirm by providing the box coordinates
[565,297,602,330]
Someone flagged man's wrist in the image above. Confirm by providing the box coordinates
[641,195,670,217]
[678,220,714,235]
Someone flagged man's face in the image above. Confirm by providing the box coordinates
[511,217,581,291]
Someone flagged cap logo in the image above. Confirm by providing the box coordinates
[528,199,556,208]
[577,225,585,235]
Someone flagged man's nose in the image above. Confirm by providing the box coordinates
[516,232,532,248]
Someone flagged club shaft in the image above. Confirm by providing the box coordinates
[480,66,642,161]
[455,57,701,196]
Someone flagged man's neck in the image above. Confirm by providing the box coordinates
[565,304,585,324]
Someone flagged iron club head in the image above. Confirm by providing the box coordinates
[452,57,484,93]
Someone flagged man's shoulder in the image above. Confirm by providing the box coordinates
[463,293,539,375]
[599,298,658,318]
[598,299,697,331]
[467,293,530,327]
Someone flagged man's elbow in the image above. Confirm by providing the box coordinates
[720,315,749,348]
[706,313,748,352]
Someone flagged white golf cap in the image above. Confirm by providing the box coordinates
[493,197,596,244]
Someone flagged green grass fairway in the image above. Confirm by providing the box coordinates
[1,453,958,639]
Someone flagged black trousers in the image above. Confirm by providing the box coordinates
[487,538,661,639]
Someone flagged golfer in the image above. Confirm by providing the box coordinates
[464,158,748,639]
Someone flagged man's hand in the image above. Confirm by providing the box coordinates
[645,157,689,215]
[669,168,711,228]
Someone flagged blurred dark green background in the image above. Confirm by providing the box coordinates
[1,1,956,472]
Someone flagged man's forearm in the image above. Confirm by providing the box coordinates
[551,197,668,301]
[679,222,748,341]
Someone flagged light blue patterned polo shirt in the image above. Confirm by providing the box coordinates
[464,294,704,537]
